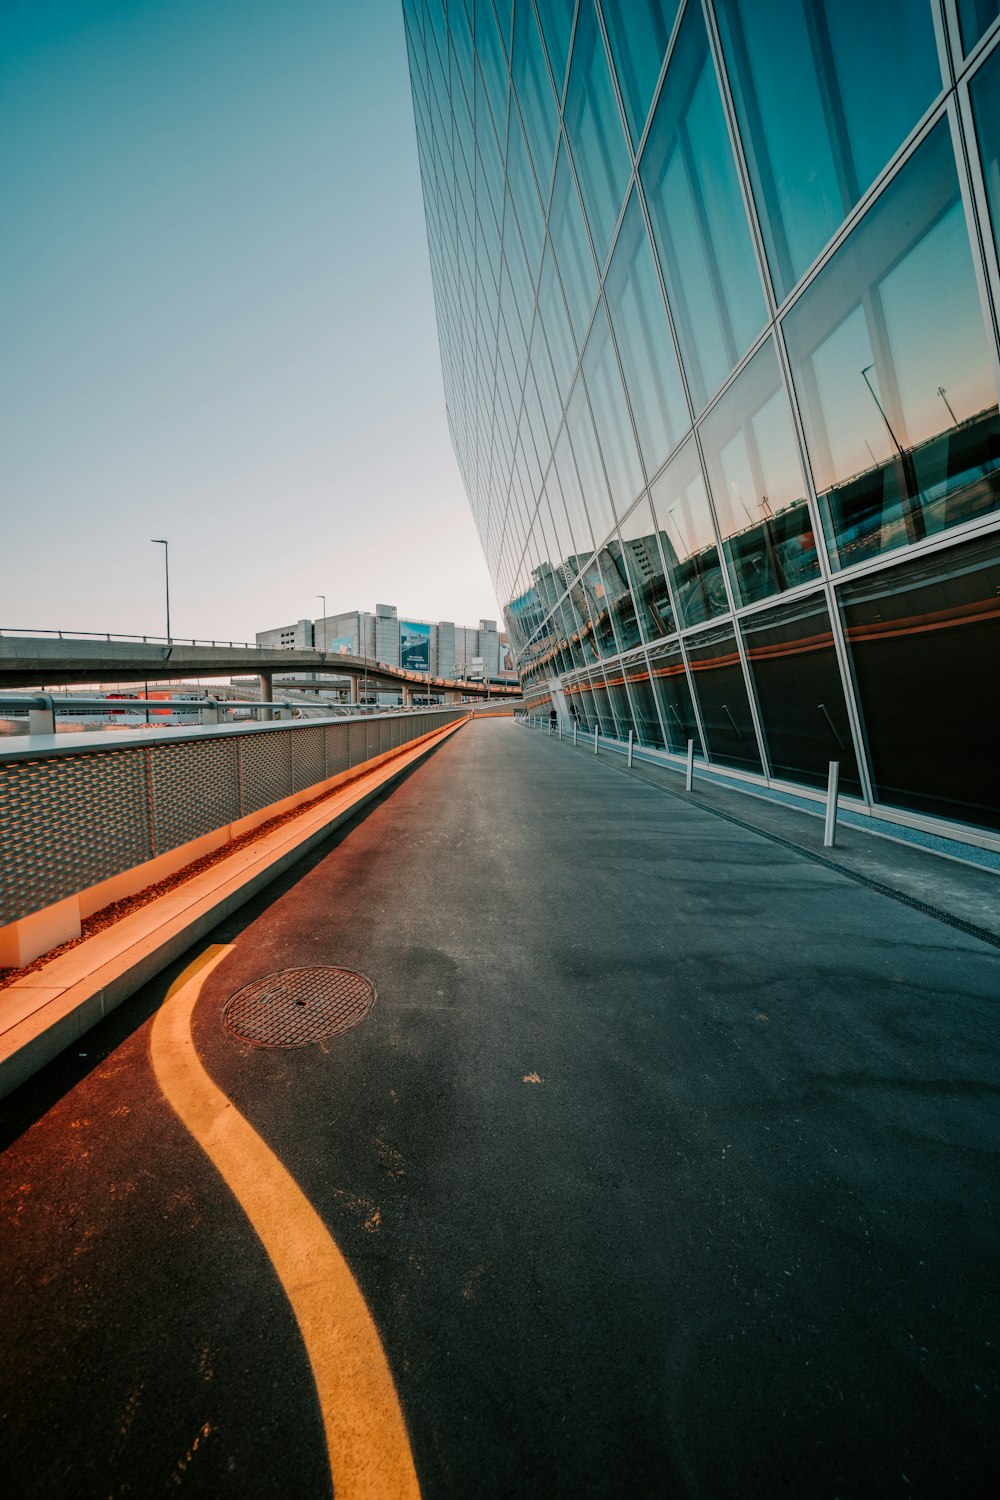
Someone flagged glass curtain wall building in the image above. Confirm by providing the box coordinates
[403,0,1000,837]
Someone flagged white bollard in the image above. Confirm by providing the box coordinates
[823,760,841,848]
[558,721,562,741]
[573,721,578,746]
[685,738,694,792]
[594,725,599,755]
[627,729,634,767]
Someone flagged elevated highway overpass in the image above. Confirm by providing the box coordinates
[0,631,520,700]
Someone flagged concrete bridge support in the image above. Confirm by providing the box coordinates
[258,671,273,721]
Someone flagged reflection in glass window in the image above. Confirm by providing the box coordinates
[550,145,599,345]
[535,0,576,100]
[567,376,617,546]
[741,595,860,792]
[639,0,766,412]
[601,0,679,146]
[646,637,700,752]
[971,44,1000,263]
[596,541,642,652]
[622,650,667,747]
[685,625,762,773]
[838,532,1000,829]
[716,0,940,302]
[649,439,727,628]
[512,0,559,190]
[958,0,1000,51]
[784,122,1000,571]
[605,193,689,478]
[619,495,675,642]
[564,1,631,270]
[570,559,618,659]
[582,302,644,522]
[700,338,819,607]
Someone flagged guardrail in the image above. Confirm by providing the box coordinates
[0,708,468,935]
[0,626,264,648]
[0,694,427,731]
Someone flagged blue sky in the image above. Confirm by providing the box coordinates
[0,0,500,642]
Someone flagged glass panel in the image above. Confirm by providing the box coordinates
[569,673,599,729]
[596,539,642,651]
[475,7,509,149]
[539,239,578,401]
[582,302,645,521]
[605,192,689,477]
[573,558,619,658]
[588,667,619,732]
[838,532,1000,830]
[622,650,667,746]
[567,375,617,546]
[554,422,597,557]
[564,0,632,269]
[640,0,766,412]
[529,315,563,444]
[685,624,763,773]
[619,495,676,642]
[716,0,940,301]
[512,0,559,191]
[741,594,860,792]
[603,658,638,737]
[550,144,599,345]
[970,43,1000,263]
[784,121,1000,571]
[958,0,1000,51]
[536,0,576,100]
[649,438,728,628]
[646,636,700,752]
[600,0,680,146]
[507,106,545,276]
[700,337,820,607]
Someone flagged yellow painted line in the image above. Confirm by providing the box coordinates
[149,946,421,1500]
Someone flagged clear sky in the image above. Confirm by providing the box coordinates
[0,0,500,643]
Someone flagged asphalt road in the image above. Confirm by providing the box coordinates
[1,717,999,1498]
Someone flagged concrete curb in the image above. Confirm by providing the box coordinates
[0,718,468,1101]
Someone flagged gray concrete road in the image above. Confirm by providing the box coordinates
[1,717,998,1498]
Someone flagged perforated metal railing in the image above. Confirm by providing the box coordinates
[0,709,467,927]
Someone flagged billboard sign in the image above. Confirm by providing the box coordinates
[327,634,354,655]
[399,620,431,673]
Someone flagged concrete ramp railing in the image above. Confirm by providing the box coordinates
[0,709,467,968]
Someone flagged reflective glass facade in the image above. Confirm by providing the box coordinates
[404,0,1000,835]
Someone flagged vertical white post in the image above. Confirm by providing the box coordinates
[685,738,694,792]
[823,760,841,848]
[558,721,562,741]
[573,721,578,746]
[627,729,634,767]
[594,725,599,755]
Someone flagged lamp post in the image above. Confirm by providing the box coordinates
[151,539,171,643]
[316,595,326,652]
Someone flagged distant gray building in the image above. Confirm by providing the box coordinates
[257,604,517,690]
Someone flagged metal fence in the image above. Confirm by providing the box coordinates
[0,709,467,927]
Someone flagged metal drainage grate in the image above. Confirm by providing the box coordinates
[223,967,376,1048]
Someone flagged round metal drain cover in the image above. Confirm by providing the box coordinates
[223,967,376,1048]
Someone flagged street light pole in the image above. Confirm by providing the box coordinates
[151,539,171,643]
[316,595,326,652]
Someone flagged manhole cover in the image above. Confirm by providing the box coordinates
[223,967,376,1048]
